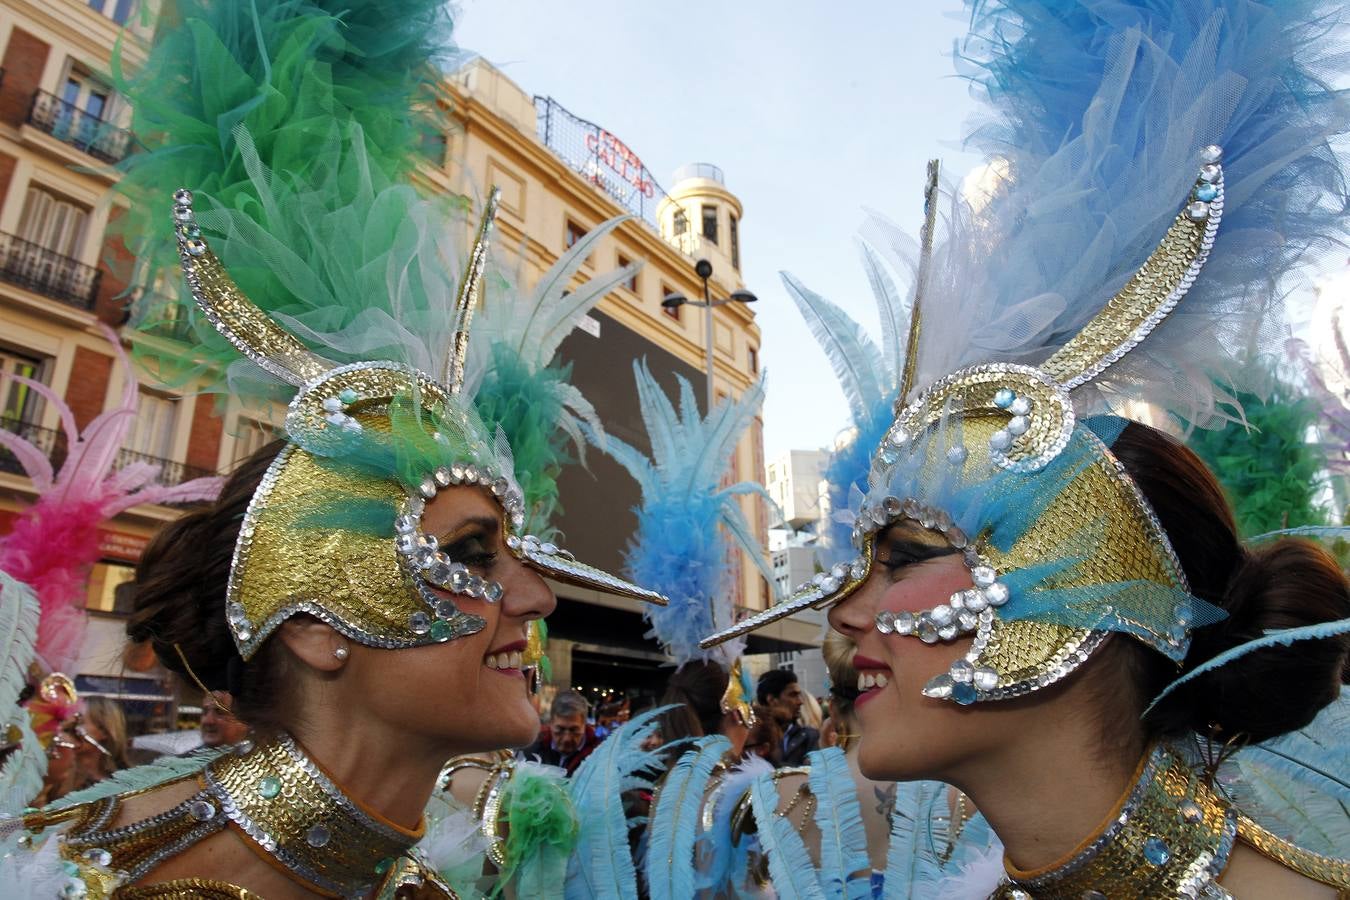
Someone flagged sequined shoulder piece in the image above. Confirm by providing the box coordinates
[114,879,265,899]
[376,852,460,899]
[1236,814,1350,893]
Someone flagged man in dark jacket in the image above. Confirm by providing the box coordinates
[517,689,599,776]
[757,668,819,767]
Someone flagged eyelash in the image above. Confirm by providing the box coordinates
[442,535,498,569]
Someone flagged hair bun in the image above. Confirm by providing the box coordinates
[1155,539,1350,743]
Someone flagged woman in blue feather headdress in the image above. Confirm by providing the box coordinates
[702,0,1350,896]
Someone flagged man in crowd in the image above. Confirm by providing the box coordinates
[517,689,599,776]
[757,668,819,766]
[200,690,250,748]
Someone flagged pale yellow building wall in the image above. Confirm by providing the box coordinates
[439,59,772,610]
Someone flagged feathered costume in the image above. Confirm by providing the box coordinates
[703,0,1350,895]
[0,0,668,896]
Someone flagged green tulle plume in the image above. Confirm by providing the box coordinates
[497,762,578,898]
[474,345,576,536]
[1186,378,1333,538]
[111,0,458,383]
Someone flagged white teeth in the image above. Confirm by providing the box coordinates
[485,654,499,669]
[857,671,889,691]
[509,651,522,669]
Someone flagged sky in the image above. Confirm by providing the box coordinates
[454,0,984,462]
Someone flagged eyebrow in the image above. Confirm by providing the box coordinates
[437,515,502,544]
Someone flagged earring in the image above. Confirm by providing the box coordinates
[333,645,349,661]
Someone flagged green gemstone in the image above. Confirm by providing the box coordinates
[429,620,451,641]
[62,860,79,875]
[258,776,282,799]
[339,388,359,404]
[375,857,394,875]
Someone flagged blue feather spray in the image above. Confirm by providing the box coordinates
[747,772,827,900]
[565,706,671,900]
[805,748,871,899]
[644,734,731,900]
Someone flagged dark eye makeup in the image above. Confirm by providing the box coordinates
[437,516,501,569]
[874,532,957,574]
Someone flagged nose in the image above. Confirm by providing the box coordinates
[828,576,880,640]
[502,555,557,622]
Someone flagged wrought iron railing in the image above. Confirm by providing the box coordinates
[113,446,216,488]
[0,231,101,310]
[0,418,64,476]
[0,417,216,492]
[27,89,133,164]
[533,96,674,232]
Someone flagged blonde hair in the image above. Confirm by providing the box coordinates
[82,696,130,776]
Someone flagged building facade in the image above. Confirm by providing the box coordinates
[0,3,808,725]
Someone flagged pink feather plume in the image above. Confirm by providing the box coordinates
[0,325,223,673]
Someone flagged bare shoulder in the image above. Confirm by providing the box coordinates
[1220,842,1341,900]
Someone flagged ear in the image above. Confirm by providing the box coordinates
[276,617,348,673]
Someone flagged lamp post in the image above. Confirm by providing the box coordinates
[662,258,757,411]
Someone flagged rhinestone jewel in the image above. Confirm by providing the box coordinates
[188,799,216,821]
[1009,396,1032,416]
[989,429,1013,451]
[177,223,201,239]
[901,497,921,518]
[946,526,968,549]
[917,619,939,643]
[409,612,432,635]
[949,659,974,683]
[429,620,452,641]
[433,466,452,488]
[984,582,1011,606]
[1199,163,1221,183]
[1178,800,1205,824]
[1200,144,1223,164]
[306,824,331,848]
[483,581,504,603]
[435,599,458,619]
[1195,183,1219,202]
[449,568,471,592]
[951,682,978,705]
[1185,201,1211,221]
[972,667,999,690]
[876,610,897,634]
[184,239,207,257]
[922,673,954,699]
[946,445,968,465]
[929,604,954,627]
[173,205,194,222]
[971,566,997,588]
[82,848,112,867]
[339,388,359,404]
[893,611,915,635]
[1006,415,1030,436]
[993,388,1015,409]
[258,776,281,800]
[173,188,194,204]
[1143,836,1171,865]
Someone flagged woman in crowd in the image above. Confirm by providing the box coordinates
[72,697,130,790]
[702,0,1350,895]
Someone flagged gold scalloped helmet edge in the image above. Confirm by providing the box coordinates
[701,147,1226,705]
[169,187,666,660]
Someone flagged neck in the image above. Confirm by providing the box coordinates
[953,718,1144,872]
[287,724,448,831]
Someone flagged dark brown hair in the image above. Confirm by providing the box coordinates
[659,660,730,744]
[1105,420,1349,743]
[127,439,291,731]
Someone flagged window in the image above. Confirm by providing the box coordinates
[0,348,47,426]
[565,218,587,249]
[730,213,740,270]
[672,209,688,236]
[234,417,277,464]
[702,205,719,245]
[17,186,90,257]
[87,0,135,25]
[86,562,136,613]
[748,345,758,374]
[661,283,680,321]
[616,254,639,294]
[123,390,179,460]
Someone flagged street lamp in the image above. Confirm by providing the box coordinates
[661,258,757,411]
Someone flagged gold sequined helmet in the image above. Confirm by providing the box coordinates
[173,188,665,660]
[702,152,1234,703]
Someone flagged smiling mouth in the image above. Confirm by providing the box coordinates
[485,640,528,676]
[854,654,892,706]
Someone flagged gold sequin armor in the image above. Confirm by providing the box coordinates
[17,735,456,899]
[990,742,1350,899]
